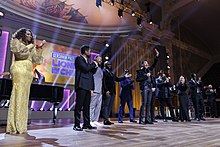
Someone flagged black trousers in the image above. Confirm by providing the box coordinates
[178,93,190,121]
[192,93,204,119]
[208,98,218,117]
[150,94,156,121]
[158,98,175,119]
[74,88,91,127]
[102,94,115,121]
[139,89,152,123]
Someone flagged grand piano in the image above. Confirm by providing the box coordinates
[0,78,64,124]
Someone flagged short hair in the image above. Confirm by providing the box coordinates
[80,45,90,55]
[190,73,196,78]
[104,61,111,67]
[124,69,129,73]
[94,55,101,59]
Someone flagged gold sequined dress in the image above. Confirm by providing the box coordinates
[6,38,43,134]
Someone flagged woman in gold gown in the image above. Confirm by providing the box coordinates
[6,28,45,134]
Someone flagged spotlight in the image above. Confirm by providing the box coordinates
[105,56,109,60]
[118,8,123,18]
[131,11,135,16]
[50,107,53,111]
[149,19,153,25]
[67,108,71,111]
[59,108,63,111]
[167,55,170,59]
[110,0,114,6]
[137,17,142,26]
[0,11,5,18]
[167,65,170,69]
[104,41,110,47]
[40,108,44,111]
[96,0,102,7]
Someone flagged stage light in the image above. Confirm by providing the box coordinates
[50,107,53,111]
[167,65,170,69]
[149,19,153,25]
[96,0,102,7]
[59,108,63,111]
[137,17,142,26]
[0,11,5,18]
[105,56,109,60]
[118,8,123,18]
[67,108,71,111]
[131,11,135,16]
[40,108,44,111]
[167,55,170,59]
[111,0,114,6]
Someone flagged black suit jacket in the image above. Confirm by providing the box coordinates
[75,55,97,91]
[103,68,125,95]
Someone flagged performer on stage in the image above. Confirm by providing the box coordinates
[73,45,100,131]
[156,71,178,122]
[90,56,103,127]
[118,69,137,123]
[188,74,205,121]
[205,84,218,118]
[102,61,131,125]
[136,49,159,124]
[6,28,45,134]
[176,76,190,122]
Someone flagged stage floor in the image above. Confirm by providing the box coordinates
[0,118,220,147]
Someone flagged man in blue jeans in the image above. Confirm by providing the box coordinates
[118,69,137,123]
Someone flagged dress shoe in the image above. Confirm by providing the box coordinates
[200,117,206,121]
[82,125,97,130]
[153,120,158,123]
[145,121,154,124]
[139,121,145,125]
[118,121,123,123]
[130,120,137,123]
[186,119,191,122]
[172,119,179,122]
[110,121,114,125]
[163,119,168,122]
[73,126,83,131]
[104,120,111,125]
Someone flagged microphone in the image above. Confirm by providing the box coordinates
[39,40,46,48]
[36,40,46,49]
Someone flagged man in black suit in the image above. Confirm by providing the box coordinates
[73,45,100,131]
[102,61,131,125]
[136,49,159,124]
[188,74,205,121]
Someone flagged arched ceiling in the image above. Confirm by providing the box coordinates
[171,0,220,56]
[0,0,144,34]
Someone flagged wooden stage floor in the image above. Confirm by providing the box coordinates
[0,118,220,147]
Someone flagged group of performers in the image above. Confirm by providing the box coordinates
[4,28,218,134]
[73,44,218,131]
